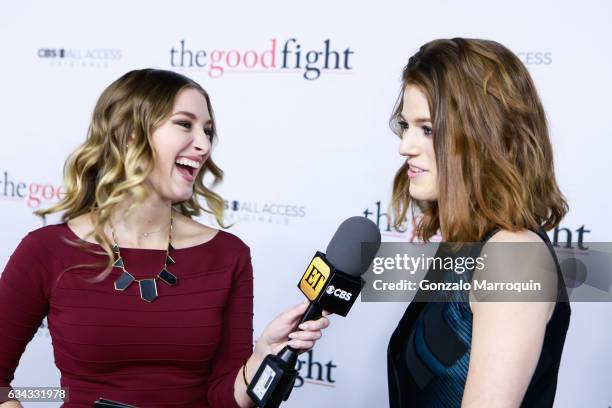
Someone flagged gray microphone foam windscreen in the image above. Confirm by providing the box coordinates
[325,216,382,277]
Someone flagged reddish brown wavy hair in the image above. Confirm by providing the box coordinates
[390,38,568,242]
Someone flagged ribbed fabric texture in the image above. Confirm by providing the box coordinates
[387,226,571,407]
[0,223,254,407]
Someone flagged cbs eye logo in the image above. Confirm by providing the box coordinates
[37,48,65,58]
[325,285,352,301]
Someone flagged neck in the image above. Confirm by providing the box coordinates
[109,195,173,249]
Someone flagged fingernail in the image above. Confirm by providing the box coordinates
[299,323,308,330]
[288,332,296,339]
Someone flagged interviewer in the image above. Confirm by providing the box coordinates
[0,69,329,408]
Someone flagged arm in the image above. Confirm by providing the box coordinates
[462,229,557,407]
[205,245,255,408]
[206,245,330,408]
[462,301,554,407]
[0,234,51,406]
[234,302,329,408]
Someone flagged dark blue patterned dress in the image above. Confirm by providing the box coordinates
[387,226,571,407]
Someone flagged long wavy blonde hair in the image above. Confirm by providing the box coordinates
[36,69,226,281]
[390,38,568,242]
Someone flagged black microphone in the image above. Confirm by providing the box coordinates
[247,216,382,407]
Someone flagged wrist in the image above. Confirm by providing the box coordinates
[244,339,269,384]
[244,346,268,387]
[253,337,272,360]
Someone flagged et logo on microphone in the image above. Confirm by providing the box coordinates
[298,252,363,316]
[299,256,331,301]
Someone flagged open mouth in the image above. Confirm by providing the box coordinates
[174,157,201,180]
[408,163,427,173]
[407,163,428,178]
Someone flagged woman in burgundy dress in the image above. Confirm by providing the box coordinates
[0,69,329,407]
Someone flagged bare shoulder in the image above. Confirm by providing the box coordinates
[471,227,557,322]
[478,228,556,284]
[172,212,219,248]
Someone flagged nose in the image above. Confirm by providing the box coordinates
[193,129,212,154]
[398,128,420,157]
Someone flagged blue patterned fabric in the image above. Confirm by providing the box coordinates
[387,227,571,407]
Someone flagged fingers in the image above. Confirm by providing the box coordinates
[279,302,332,324]
[278,301,309,324]
[288,339,315,350]
[298,316,330,331]
[286,314,330,350]
[288,330,322,342]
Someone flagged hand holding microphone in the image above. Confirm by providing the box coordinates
[247,216,382,407]
[255,301,330,359]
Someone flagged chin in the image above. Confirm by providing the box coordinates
[169,188,194,203]
[178,193,194,202]
[409,187,436,202]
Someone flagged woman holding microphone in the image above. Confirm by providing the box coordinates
[0,69,328,407]
[387,38,571,407]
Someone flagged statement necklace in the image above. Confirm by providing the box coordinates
[111,214,178,302]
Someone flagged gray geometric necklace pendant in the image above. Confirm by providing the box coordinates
[111,213,178,302]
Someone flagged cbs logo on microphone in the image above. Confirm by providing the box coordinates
[325,285,353,302]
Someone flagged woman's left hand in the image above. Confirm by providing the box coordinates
[254,301,330,358]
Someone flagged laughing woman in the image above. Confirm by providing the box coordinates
[0,69,328,407]
[387,39,571,407]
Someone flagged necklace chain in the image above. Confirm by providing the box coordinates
[110,212,178,302]
[140,223,171,238]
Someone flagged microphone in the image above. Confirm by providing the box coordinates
[247,216,382,407]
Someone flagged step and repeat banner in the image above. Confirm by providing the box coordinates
[1,1,610,407]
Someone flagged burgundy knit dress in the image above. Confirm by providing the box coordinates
[0,223,254,407]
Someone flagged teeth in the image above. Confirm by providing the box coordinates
[175,158,200,169]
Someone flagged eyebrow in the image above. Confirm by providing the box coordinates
[399,114,432,124]
[171,111,212,125]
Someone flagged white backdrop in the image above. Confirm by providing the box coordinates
[1,1,611,407]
